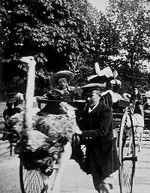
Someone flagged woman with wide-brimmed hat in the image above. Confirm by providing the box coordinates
[38,70,82,115]
[45,70,83,102]
[46,70,76,101]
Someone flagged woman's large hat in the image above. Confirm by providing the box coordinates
[49,70,74,85]
[88,65,114,83]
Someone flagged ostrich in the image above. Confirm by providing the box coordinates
[15,56,49,150]
[6,56,81,193]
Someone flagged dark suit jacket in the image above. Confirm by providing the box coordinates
[79,101,120,176]
[80,102,113,145]
[130,92,143,104]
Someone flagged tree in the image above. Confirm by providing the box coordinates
[106,0,150,89]
[0,0,100,94]
[93,13,120,69]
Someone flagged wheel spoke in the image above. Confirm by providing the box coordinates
[118,111,136,193]
[120,160,135,193]
[20,161,47,193]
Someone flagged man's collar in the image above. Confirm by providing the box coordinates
[88,101,99,113]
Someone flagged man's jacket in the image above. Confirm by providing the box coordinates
[77,101,120,176]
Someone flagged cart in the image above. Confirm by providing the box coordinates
[113,100,137,193]
[11,98,137,193]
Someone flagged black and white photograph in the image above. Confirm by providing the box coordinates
[0,0,150,193]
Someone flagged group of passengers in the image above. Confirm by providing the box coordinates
[129,85,150,117]
[2,65,150,193]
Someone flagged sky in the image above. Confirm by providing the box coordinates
[88,0,109,12]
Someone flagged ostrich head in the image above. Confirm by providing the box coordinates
[20,56,36,65]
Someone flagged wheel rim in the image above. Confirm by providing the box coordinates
[119,111,136,193]
[119,159,135,193]
[20,160,47,193]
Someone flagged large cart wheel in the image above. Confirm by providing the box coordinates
[118,110,137,193]
[19,159,59,193]
[20,160,47,193]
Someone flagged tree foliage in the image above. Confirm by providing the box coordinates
[0,0,101,94]
[1,0,150,95]
[1,0,99,68]
[106,0,150,87]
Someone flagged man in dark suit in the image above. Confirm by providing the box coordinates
[130,85,143,103]
[77,83,120,193]
[130,85,144,117]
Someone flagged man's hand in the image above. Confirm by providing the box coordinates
[75,128,82,135]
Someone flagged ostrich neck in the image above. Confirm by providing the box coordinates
[25,63,36,130]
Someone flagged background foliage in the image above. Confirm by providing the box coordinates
[0,0,150,97]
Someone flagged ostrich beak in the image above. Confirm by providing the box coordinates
[19,56,29,63]
[19,56,36,65]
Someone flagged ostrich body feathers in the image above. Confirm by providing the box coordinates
[6,102,80,172]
